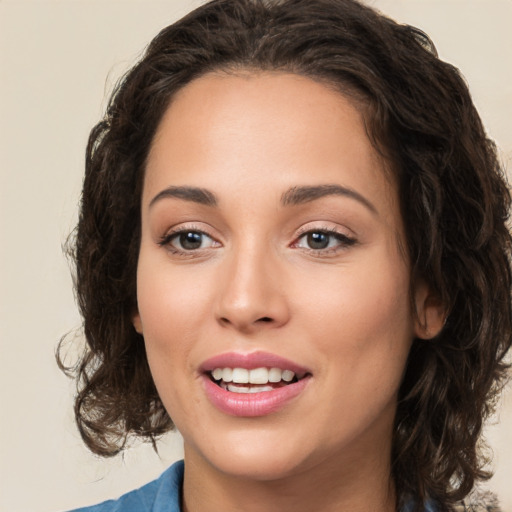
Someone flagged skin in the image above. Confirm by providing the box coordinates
[133,72,444,512]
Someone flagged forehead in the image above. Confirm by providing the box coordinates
[150,71,370,151]
[144,71,399,222]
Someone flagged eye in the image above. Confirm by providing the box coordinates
[160,229,219,252]
[294,229,356,252]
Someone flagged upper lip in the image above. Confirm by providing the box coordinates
[200,351,311,376]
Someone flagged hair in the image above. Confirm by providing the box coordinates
[58,0,512,510]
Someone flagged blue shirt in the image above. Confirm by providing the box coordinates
[68,459,437,512]
[69,460,184,512]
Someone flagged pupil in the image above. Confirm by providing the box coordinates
[180,232,202,250]
[307,232,329,249]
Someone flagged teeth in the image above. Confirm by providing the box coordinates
[268,367,282,382]
[282,370,295,382]
[249,367,268,384]
[231,368,249,383]
[211,367,297,385]
[222,368,233,382]
[224,383,274,393]
[212,368,223,380]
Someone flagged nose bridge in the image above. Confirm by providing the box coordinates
[215,236,289,331]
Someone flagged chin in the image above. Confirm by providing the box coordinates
[183,425,326,482]
[213,450,311,482]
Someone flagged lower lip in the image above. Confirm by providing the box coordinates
[203,376,311,417]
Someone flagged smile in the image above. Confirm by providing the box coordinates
[201,352,312,416]
[210,367,304,393]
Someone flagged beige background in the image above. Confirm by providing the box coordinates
[0,1,510,511]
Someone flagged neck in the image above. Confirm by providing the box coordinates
[182,443,397,512]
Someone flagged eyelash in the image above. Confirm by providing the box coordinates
[292,227,357,255]
[158,226,357,257]
[158,225,218,256]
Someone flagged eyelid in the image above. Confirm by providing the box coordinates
[294,221,357,241]
[159,229,215,246]
[158,223,222,253]
[291,224,358,254]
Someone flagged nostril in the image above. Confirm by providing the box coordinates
[217,315,276,329]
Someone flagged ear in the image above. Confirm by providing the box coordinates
[413,279,446,340]
[132,311,143,335]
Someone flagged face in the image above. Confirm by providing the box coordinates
[134,72,436,482]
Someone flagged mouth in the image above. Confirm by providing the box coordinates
[201,352,312,416]
[209,366,308,394]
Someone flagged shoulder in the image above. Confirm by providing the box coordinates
[65,460,184,512]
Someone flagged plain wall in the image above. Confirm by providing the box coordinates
[0,1,510,511]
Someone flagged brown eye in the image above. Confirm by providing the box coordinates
[294,229,357,252]
[161,230,218,251]
[306,232,330,249]
[178,231,203,250]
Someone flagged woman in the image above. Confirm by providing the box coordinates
[60,0,512,511]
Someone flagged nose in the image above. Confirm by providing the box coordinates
[214,244,290,334]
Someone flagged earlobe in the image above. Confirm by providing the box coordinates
[132,312,143,335]
[413,280,446,340]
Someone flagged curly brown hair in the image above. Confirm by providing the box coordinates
[58,0,512,510]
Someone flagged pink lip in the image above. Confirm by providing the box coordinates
[200,351,310,375]
[200,351,312,417]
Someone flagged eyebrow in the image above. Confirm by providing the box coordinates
[149,186,218,208]
[281,184,377,214]
[149,183,377,214]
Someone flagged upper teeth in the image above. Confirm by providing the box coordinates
[211,367,296,384]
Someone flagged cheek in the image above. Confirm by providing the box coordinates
[135,260,201,420]
[137,255,210,336]
[135,254,220,400]
[302,258,412,340]
[297,249,414,394]
[136,260,190,373]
